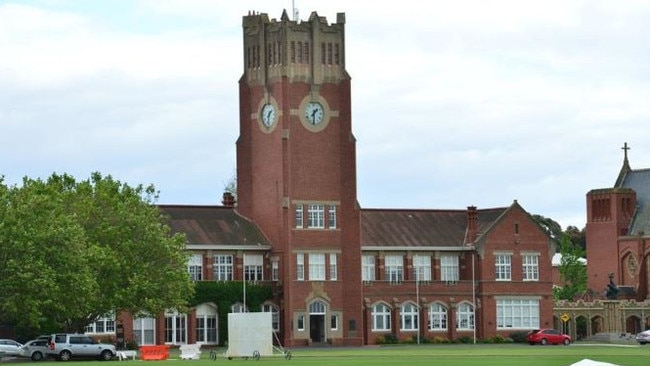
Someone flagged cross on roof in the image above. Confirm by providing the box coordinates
[622,142,630,161]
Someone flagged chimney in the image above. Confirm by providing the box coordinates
[465,206,478,244]
[222,192,236,207]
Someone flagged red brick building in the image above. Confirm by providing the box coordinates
[105,10,556,348]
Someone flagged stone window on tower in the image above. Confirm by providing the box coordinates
[522,253,539,281]
[362,255,376,282]
[213,254,233,281]
[244,254,263,282]
[267,44,272,66]
[304,42,309,63]
[296,253,305,281]
[413,254,431,282]
[329,253,337,281]
[297,42,303,63]
[328,205,337,229]
[307,204,325,228]
[295,204,303,228]
[290,41,296,63]
[321,42,326,64]
[385,254,404,284]
[335,43,340,65]
[440,254,459,283]
[327,43,333,64]
[247,46,251,68]
[187,254,203,281]
[309,253,326,280]
[495,253,512,281]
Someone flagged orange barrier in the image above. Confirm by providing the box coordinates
[139,345,170,361]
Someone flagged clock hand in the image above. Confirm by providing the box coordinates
[311,109,317,123]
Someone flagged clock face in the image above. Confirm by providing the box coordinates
[304,102,324,125]
[261,103,276,127]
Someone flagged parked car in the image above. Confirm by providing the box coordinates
[635,330,650,344]
[0,339,23,357]
[20,339,49,361]
[527,329,572,345]
[46,334,116,361]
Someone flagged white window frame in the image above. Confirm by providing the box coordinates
[213,254,233,281]
[262,304,280,331]
[371,303,391,331]
[384,254,403,284]
[271,259,279,281]
[496,298,540,330]
[244,254,263,281]
[495,254,512,281]
[428,303,447,331]
[456,303,475,330]
[329,253,337,281]
[328,205,337,229]
[309,253,326,280]
[85,313,115,334]
[133,316,156,345]
[440,254,459,282]
[187,254,203,281]
[330,314,339,330]
[296,253,305,281]
[164,310,187,344]
[522,254,539,281]
[307,204,325,228]
[195,303,218,344]
[413,255,431,281]
[362,255,376,281]
[297,314,305,331]
[400,302,419,331]
[295,204,303,228]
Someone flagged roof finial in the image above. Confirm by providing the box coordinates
[622,142,630,162]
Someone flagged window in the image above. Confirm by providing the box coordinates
[271,259,279,281]
[133,317,155,345]
[244,254,263,281]
[297,315,305,331]
[295,204,303,228]
[164,310,187,344]
[362,255,376,281]
[297,253,304,281]
[309,253,326,280]
[335,43,340,64]
[231,303,248,313]
[456,303,474,330]
[213,255,233,281]
[321,42,326,64]
[327,42,332,64]
[187,254,203,281]
[329,253,337,280]
[85,313,115,334]
[496,298,540,329]
[195,304,218,344]
[297,42,303,63]
[385,255,403,284]
[328,205,337,229]
[331,315,339,330]
[428,303,447,330]
[371,303,391,331]
[440,254,459,282]
[262,304,280,331]
[304,42,309,63]
[495,254,512,281]
[400,303,419,331]
[290,41,295,63]
[522,254,539,281]
[413,255,431,281]
[307,204,325,228]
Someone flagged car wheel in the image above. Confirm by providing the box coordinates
[540,338,548,345]
[31,351,44,361]
[100,350,113,361]
[59,350,72,361]
[563,338,570,346]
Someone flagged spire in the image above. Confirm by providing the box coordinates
[614,142,632,187]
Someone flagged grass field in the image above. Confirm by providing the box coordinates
[132,343,646,366]
[11,344,649,366]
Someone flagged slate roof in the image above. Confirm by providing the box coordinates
[617,168,650,236]
[157,205,270,247]
[360,207,508,248]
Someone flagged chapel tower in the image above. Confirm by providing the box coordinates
[236,10,363,346]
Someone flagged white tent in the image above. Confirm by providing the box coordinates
[226,312,273,358]
[570,359,620,366]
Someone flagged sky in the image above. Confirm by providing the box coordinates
[1,0,649,230]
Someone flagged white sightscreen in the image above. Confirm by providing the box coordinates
[227,312,273,357]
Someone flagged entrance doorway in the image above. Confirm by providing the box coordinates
[309,301,327,344]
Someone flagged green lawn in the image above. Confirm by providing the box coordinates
[20,344,650,366]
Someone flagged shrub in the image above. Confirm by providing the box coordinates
[457,336,473,344]
[508,331,529,343]
[492,334,505,343]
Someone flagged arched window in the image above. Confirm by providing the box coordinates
[231,303,248,313]
[261,303,280,331]
[195,303,218,344]
[400,302,419,331]
[456,303,475,330]
[309,301,327,314]
[371,303,391,331]
[429,303,447,330]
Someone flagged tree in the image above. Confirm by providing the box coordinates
[564,225,586,253]
[553,235,587,301]
[0,173,194,334]
[532,214,563,241]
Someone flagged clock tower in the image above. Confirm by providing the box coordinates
[236,10,363,346]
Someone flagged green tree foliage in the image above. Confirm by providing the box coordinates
[531,214,563,241]
[0,173,194,335]
[553,235,587,301]
[564,225,586,254]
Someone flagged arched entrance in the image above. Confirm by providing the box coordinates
[591,316,604,335]
[309,301,327,344]
[575,315,587,340]
[626,315,641,334]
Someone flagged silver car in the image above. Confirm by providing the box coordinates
[19,339,49,361]
[635,329,650,344]
[47,334,116,361]
[0,339,23,357]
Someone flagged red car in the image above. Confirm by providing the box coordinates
[527,329,571,345]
